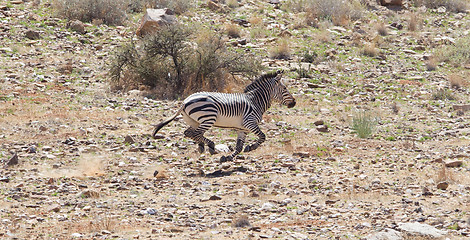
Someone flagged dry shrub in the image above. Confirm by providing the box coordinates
[232,215,251,228]
[425,57,437,71]
[412,0,468,13]
[408,13,419,31]
[362,43,378,57]
[249,16,263,27]
[376,22,388,36]
[269,39,291,60]
[130,0,193,14]
[52,0,127,25]
[109,24,262,99]
[226,0,239,8]
[448,73,465,89]
[391,102,400,114]
[432,88,457,100]
[434,35,470,67]
[225,24,240,38]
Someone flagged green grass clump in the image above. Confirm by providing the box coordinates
[352,111,377,139]
[432,89,457,101]
[435,36,470,67]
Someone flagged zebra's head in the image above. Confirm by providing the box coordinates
[273,74,296,108]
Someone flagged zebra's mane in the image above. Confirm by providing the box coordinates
[244,70,282,93]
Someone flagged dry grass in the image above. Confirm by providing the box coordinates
[52,0,127,25]
[376,22,388,36]
[425,57,437,71]
[408,13,419,32]
[362,43,378,57]
[448,73,465,89]
[269,39,291,60]
[391,102,400,114]
[249,16,263,27]
[225,24,240,38]
[412,0,468,13]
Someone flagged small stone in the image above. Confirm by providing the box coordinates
[68,20,85,34]
[313,120,324,126]
[215,144,230,153]
[124,135,135,144]
[209,195,222,201]
[0,177,9,183]
[316,125,329,133]
[71,233,83,238]
[445,160,463,168]
[77,189,100,198]
[6,153,18,166]
[48,204,61,213]
[25,30,40,40]
[146,208,156,215]
[437,181,449,190]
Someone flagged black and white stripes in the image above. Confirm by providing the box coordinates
[152,70,296,162]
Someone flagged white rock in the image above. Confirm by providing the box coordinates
[365,228,403,240]
[71,233,83,238]
[215,144,230,153]
[398,222,447,238]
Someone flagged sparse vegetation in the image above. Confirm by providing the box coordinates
[362,43,378,57]
[109,23,262,98]
[284,0,364,25]
[432,88,457,100]
[269,39,291,60]
[52,0,128,25]
[412,0,468,13]
[352,111,377,139]
[225,24,241,38]
[435,36,470,67]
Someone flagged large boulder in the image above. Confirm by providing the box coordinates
[136,8,176,37]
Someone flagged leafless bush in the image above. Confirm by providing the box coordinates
[52,0,127,25]
[448,73,465,89]
[362,43,378,57]
[376,22,388,36]
[411,0,468,13]
[109,24,262,99]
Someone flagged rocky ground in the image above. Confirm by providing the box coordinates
[0,0,470,239]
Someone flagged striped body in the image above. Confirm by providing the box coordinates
[182,92,254,131]
[152,70,296,162]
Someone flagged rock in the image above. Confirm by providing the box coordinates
[261,202,275,211]
[124,135,135,144]
[313,120,324,126]
[379,0,403,6]
[397,222,447,238]
[136,8,176,37]
[25,30,40,40]
[0,177,9,183]
[445,160,463,167]
[366,228,403,240]
[436,181,449,190]
[71,233,83,238]
[77,189,100,198]
[215,144,230,153]
[6,153,18,166]
[316,125,329,133]
[10,0,23,4]
[453,104,470,112]
[48,204,61,213]
[146,208,156,215]
[207,1,221,11]
[68,20,85,34]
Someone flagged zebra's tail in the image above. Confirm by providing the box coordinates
[152,105,183,138]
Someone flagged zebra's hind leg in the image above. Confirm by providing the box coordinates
[221,131,246,162]
[244,125,266,152]
[184,126,216,155]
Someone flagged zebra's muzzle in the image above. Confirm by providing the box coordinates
[287,100,296,108]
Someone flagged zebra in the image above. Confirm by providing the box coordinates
[152,70,296,162]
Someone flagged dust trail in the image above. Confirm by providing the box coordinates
[42,154,105,178]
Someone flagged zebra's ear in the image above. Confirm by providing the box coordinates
[274,70,284,82]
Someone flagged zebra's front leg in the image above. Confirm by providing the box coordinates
[244,125,266,152]
[221,131,246,162]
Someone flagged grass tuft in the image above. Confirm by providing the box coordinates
[352,111,377,139]
[432,89,457,101]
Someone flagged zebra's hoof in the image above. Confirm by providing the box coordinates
[244,145,252,152]
[198,144,205,154]
[220,156,232,163]
[209,147,216,155]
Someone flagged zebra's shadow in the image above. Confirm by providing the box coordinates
[203,166,249,178]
